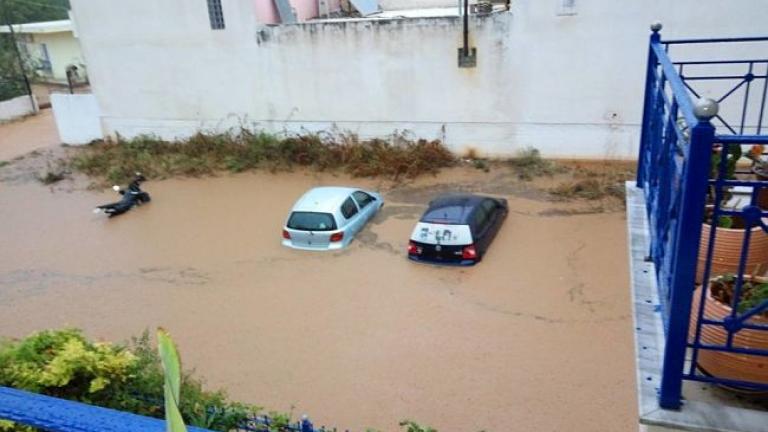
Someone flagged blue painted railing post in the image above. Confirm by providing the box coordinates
[300,415,314,432]
[658,99,718,409]
[637,22,663,186]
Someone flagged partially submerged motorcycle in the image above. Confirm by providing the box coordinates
[93,173,151,218]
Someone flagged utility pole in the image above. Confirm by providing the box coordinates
[2,0,35,109]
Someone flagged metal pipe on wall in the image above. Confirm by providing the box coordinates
[463,0,469,55]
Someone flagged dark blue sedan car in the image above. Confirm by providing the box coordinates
[407,194,508,265]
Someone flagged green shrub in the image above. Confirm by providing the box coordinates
[399,420,437,432]
[0,329,260,431]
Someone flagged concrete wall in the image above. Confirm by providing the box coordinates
[70,0,768,159]
[0,95,37,122]
[50,94,102,145]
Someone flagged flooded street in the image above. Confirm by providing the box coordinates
[0,164,636,431]
[0,110,59,162]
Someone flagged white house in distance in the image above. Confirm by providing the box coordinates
[66,0,768,158]
[0,20,87,85]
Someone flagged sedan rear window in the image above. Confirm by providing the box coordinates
[287,212,337,231]
[421,205,467,224]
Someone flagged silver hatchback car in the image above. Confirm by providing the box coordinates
[282,187,384,250]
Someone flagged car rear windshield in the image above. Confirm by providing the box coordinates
[287,212,337,231]
[421,205,467,224]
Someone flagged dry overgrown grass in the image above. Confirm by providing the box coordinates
[71,131,456,185]
[549,163,635,202]
[507,147,565,180]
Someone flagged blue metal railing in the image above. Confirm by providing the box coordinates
[0,385,335,432]
[637,25,768,409]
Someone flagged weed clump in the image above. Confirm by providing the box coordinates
[36,161,69,185]
[550,165,634,201]
[71,131,455,185]
[507,147,561,180]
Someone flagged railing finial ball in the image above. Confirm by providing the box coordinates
[650,21,663,32]
[694,98,719,120]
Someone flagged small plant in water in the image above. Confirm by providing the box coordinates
[399,420,437,432]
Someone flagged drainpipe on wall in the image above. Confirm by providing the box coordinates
[463,0,469,54]
[457,0,476,68]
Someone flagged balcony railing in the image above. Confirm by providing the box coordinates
[636,24,768,409]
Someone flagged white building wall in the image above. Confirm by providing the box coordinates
[0,95,37,122]
[69,0,768,159]
[50,94,102,145]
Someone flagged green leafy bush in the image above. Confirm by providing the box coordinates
[399,420,438,432]
[0,329,260,431]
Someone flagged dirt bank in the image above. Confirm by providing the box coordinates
[0,164,636,431]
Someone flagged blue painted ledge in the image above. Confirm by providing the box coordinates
[0,386,213,432]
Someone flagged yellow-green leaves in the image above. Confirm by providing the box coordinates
[0,329,135,395]
[157,328,187,432]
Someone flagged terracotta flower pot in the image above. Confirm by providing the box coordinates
[689,276,768,386]
[696,208,768,283]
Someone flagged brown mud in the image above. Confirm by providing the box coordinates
[0,153,636,431]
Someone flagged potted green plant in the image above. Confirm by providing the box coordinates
[745,144,768,209]
[690,274,768,386]
[696,144,768,282]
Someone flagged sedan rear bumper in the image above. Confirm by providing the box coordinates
[281,239,345,251]
[407,254,477,266]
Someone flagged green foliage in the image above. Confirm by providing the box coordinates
[0,35,26,101]
[0,329,263,431]
[709,144,743,181]
[2,0,70,24]
[737,281,768,315]
[1,0,71,101]
[716,215,734,229]
[0,329,135,397]
[707,144,743,206]
[711,275,768,318]
[399,420,437,432]
[157,328,187,432]
[70,131,456,186]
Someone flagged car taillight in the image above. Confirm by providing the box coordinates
[282,229,291,239]
[462,244,478,260]
[408,241,422,255]
[330,232,344,242]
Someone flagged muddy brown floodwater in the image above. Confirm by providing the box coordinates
[0,163,636,431]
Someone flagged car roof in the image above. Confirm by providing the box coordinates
[421,194,490,224]
[292,187,359,213]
